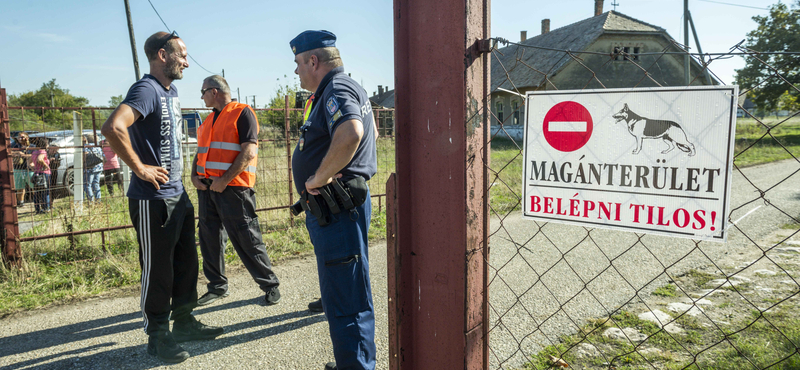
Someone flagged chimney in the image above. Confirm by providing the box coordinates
[378,85,384,95]
[520,30,527,42]
[541,19,550,35]
[595,0,603,16]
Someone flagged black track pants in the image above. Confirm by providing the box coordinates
[129,191,198,335]
[198,186,280,295]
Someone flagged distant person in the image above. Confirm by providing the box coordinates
[29,137,51,214]
[191,74,281,307]
[101,30,222,364]
[47,144,61,209]
[11,133,33,207]
[101,139,123,196]
[83,134,103,202]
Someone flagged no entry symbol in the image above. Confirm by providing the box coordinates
[543,101,593,152]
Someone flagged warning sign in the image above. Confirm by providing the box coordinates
[522,86,739,241]
[542,101,593,152]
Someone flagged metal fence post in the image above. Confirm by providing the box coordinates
[393,0,490,368]
[284,95,294,226]
[0,87,21,265]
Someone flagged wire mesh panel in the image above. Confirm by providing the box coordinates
[3,104,395,270]
[486,35,800,369]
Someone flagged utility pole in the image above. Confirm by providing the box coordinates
[124,0,141,81]
[237,88,240,102]
[50,90,54,107]
[222,69,225,78]
[684,0,690,86]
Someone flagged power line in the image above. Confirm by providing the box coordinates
[697,0,770,11]
[146,0,221,76]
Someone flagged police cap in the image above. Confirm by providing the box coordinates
[290,30,336,55]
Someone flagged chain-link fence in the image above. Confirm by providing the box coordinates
[485,28,800,370]
[2,102,395,266]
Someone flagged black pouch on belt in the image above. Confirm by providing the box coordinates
[300,190,330,226]
[336,176,368,209]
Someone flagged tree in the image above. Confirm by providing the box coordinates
[9,79,89,108]
[109,94,124,107]
[260,75,304,131]
[735,1,800,113]
[8,79,90,130]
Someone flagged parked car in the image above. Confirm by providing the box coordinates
[28,130,197,196]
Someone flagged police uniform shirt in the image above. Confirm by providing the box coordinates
[291,66,377,194]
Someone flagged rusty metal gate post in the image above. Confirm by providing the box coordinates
[284,95,294,226]
[0,87,21,265]
[392,0,490,368]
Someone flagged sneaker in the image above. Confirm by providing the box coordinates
[308,298,323,312]
[324,362,337,370]
[197,291,229,306]
[147,331,189,364]
[172,316,224,342]
[264,286,281,305]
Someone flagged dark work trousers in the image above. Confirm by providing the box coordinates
[197,186,280,295]
[129,191,198,335]
[103,168,123,196]
[306,189,375,370]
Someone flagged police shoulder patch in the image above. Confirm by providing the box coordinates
[326,96,339,115]
[329,111,342,128]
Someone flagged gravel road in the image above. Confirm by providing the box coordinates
[0,243,390,370]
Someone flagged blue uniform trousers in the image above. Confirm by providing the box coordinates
[305,190,376,370]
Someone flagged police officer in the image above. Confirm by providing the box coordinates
[191,74,281,306]
[290,30,377,370]
[102,31,223,364]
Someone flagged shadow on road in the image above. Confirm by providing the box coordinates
[0,297,325,370]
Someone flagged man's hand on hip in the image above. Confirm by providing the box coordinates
[135,165,169,190]
[209,178,227,193]
[305,173,342,195]
[191,175,208,191]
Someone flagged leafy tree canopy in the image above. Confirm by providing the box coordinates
[9,79,89,108]
[258,75,307,131]
[735,1,800,112]
[109,94,124,107]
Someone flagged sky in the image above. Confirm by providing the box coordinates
[0,0,789,108]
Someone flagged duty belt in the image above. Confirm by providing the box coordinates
[290,176,368,226]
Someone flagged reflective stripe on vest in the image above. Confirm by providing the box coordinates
[196,101,259,187]
[198,142,244,154]
[205,161,257,173]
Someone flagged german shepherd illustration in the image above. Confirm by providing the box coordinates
[612,104,696,156]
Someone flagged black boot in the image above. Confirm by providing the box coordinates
[172,315,224,342]
[308,298,323,312]
[147,331,189,363]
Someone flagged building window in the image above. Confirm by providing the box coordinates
[496,102,504,124]
[512,101,520,125]
[614,46,641,62]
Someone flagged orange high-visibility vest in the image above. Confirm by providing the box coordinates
[196,102,258,187]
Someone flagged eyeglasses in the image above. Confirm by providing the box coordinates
[157,30,179,52]
[201,87,217,96]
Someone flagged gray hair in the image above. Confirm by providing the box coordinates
[301,47,343,68]
[203,75,231,96]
